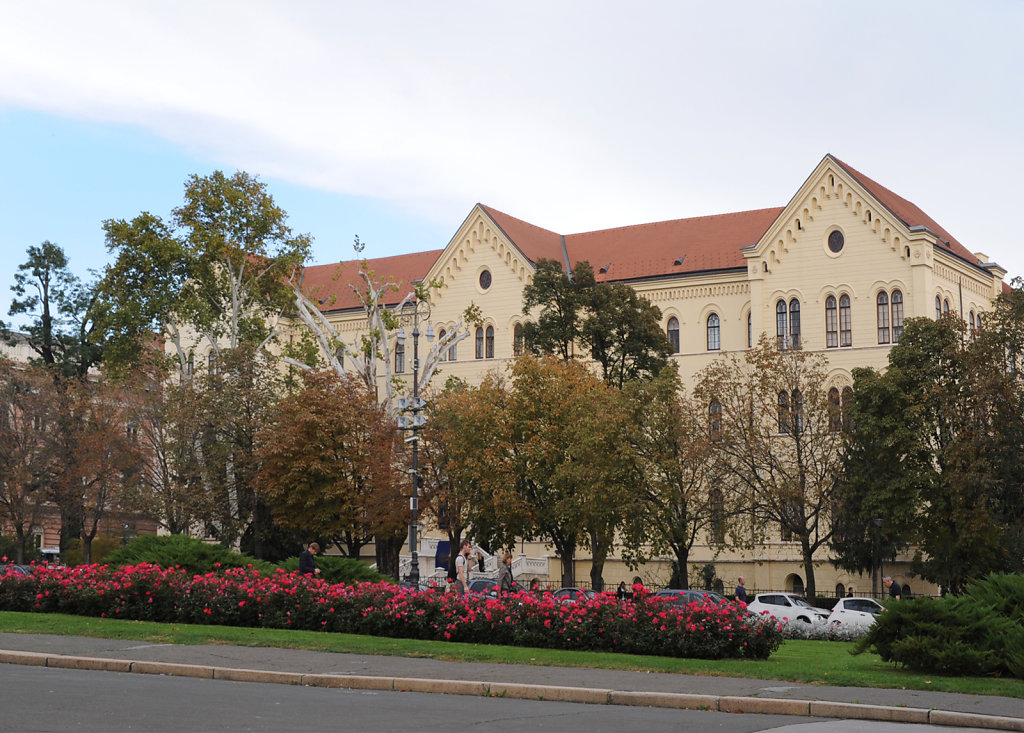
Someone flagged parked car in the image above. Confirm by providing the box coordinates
[745,593,830,625]
[550,587,595,603]
[1,564,31,577]
[468,578,499,597]
[827,597,885,630]
[653,589,727,606]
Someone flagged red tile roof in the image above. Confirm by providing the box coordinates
[831,156,979,265]
[479,205,566,265]
[300,249,443,311]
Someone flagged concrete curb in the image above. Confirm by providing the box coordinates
[3,650,1022,731]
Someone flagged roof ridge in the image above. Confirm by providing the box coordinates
[566,206,785,238]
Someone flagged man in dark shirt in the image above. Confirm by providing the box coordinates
[299,542,320,576]
[883,575,901,600]
[734,576,747,603]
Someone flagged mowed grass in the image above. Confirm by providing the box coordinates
[1,611,1021,699]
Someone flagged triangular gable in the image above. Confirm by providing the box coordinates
[478,204,567,267]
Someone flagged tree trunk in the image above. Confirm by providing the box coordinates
[801,537,817,598]
[670,545,690,589]
[589,560,604,591]
[375,535,404,581]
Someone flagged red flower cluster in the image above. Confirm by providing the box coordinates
[0,564,782,660]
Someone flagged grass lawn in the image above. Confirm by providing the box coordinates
[1,611,1021,699]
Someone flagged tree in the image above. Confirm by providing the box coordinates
[621,367,721,589]
[0,361,53,562]
[521,259,595,361]
[2,241,104,380]
[695,336,847,598]
[256,370,399,559]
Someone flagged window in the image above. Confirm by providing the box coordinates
[825,296,838,348]
[891,290,904,342]
[778,390,790,433]
[395,339,405,373]
[187,352,194,377]
[709,399,722,440]
[513,324,524,356]
[335,346,345,369]
[839,295,852,347]
[776,300,787,348]
[475,327,484,359]
[437,330,447,361]
[448,338,458,361]
[667,317,680,353]
[747,312,752,348]
[478,269,492,290]
[877,291,890,344]
[706,313,720,351]
[828,387,842,432]
[841,387,854,432]
[485,326,494,359]
[943,299,950,315]
[936,295,942,320]
[789,299,801,347]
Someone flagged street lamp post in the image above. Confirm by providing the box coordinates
[396,299,433,587]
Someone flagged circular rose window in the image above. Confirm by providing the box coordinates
[479,269,492,290]
[828,230,845,253]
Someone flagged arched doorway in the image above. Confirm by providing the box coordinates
[785,573,804,595]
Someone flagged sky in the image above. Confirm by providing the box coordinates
[1,1,1022,327]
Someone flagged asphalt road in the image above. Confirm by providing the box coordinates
[0,665,988,733]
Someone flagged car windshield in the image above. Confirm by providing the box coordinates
[792,597,812,608]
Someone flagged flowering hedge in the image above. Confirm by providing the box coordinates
[0,564,782,660]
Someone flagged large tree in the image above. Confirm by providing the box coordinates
[256,370,400,560]
[695,336,847,598]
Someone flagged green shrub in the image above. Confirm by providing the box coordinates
[855,573,1024,678]
[278,555,389,584]
[104,534,276,575]
[62,535,123,566]
[0,534,42,565]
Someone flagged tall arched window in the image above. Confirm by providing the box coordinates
[891,290,904,342]
[475,327,484,359]
[448,337,458,361]
[187,352,195,377]
[706,313,720,351]
[778,390,790,433]
[513,323,524,356]
[776,300,787,348]
[437,330,447,361]
[943,299,950,315]
[667,317,680,353]
[935,295,942,320]
[394,340,405,373]
[828,387,842,432]
[709,399,722,441]
[789,299,801,347]
[747,312,752,348]
[877,291,891,344]
[825,296,838,348]
[839,294,852,347]
[485,326,494,358]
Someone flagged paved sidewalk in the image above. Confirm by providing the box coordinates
[1,633,1021,730]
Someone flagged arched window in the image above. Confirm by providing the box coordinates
[839,294,852,347]
[789,299,801,347]
[877,291,890,344]
[208,351,217,375]
[936,295,942,319]
[335,346,345,369]
[394,340,405,373]
[828,387,842,432]
[485,326,495,358]
[747,312,752,348]
[475,327,484,359]
[437,330,447,361]
[448,337,458,361]
[841,386,854,433]
[825,296,838,348]
[891,290,904,342]
[706,313,720,351]
[667,317,680,353]
[943,299,950,315]
[778,390,790,433]
[776,300,787,348]
[709,399,722,440]
[513,324,524,356]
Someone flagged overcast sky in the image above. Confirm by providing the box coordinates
[2,1,1022,326]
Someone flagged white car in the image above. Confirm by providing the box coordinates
[746,593,831,625]
[827,597,885,630]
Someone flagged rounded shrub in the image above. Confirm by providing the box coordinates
[103,534,276,575]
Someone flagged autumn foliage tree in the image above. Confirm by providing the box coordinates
[256,370,403,564]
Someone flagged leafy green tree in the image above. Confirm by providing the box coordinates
[695,337,847,598]
[1,241,104,379]
[621,367,720,589]
[521,259,594,361]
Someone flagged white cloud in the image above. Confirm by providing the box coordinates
[1,0,1022,277]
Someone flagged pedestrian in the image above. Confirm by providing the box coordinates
[454,540,472,594]
[497,553,515,593]
[883,576,901,600]
[734,576,747,603]
[616,581,629,601]
[529,578,541,594]
[631,577,645,600]
[847,586,854,598]
[298,542,320,576]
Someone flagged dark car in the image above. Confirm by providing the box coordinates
[653,589,726,606]
[550,587,596,603]
[1,564,31,577]
[468,578,499,596]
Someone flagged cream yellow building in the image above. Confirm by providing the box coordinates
[291,154,1007,597]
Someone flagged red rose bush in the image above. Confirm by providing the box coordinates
[0,564,782,660]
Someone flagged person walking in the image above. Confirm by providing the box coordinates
[454,540,472,594]
[734,576,747,603]
[883,576,901,600]
[616,581,629,601]
[298,542,320,576]
[497,553,515,593]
